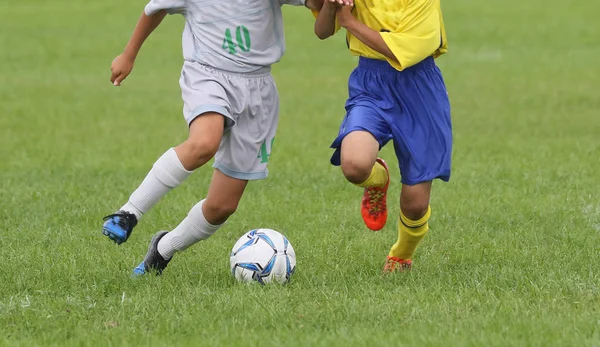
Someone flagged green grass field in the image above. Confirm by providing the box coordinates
[1,1,599,346]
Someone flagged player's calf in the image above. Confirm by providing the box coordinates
[202,170,248,225]
[400,182,431,220]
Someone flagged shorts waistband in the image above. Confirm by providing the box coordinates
[185,60,272,78]
[357,56,435,74]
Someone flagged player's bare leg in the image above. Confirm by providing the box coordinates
[384,181,432,272]
[202,169,249,225]
[340,131,378,183]
[400,182,431,220]
[103,112,224,244]
[340,131,390,231]
[174,112,224,171]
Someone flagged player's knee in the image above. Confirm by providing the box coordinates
[203,199,238,223]
[341,157,372,184]
[184,137,220,166]
[400,195,430,220]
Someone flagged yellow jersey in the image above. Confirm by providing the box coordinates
[317,0,448,71]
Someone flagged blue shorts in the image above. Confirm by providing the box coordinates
[330,57,452,185]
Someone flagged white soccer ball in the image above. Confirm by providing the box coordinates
[230,228,296,284]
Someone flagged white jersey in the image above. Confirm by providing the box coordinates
[145,0,306,73]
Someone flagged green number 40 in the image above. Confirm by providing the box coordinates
[222,25,251,54]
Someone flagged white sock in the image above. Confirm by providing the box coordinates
[157,200,223,259]
[120,148,192,220]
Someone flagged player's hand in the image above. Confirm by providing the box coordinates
[328,0,353,7]
[336,5,354,27]
[110,54,135,86]
[322,0,340,9]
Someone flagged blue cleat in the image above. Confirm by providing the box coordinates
[133,231,172,276]
[102,211,138,245]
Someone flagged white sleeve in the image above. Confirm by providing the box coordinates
[279,0,305,6]
[144,0,186,15]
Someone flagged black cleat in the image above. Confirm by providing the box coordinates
[133,231,172,276]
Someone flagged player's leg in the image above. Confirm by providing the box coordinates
[385,182,432,272]
[102,112,225,244]
[340,131,380,184]
[331,61,393,231]
[382,57,452,272]
[339,129,391,231]
[159,169,247,257]
[102,61,231,244]
[134,71,278,275]
[134,169,247,275]
[174,113,224,171]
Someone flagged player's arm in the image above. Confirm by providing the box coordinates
[338,5,443,70]
[110,10,167,86]
[314,0,341,39]
[336,6,396,61]
[305,0,323,10]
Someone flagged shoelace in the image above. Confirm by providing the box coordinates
[366,187,386,215]
[384,259,399,272]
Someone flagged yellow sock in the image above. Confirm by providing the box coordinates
[356,162,388,188]
[389,206,431,260]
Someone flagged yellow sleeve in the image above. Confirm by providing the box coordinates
[311,9,342,34]
[379,7,444,71]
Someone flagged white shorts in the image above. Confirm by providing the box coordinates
[179,61,279,180]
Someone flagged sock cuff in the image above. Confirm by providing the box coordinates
[400,206,431,228]
[168,148,193,173]
[356,162,387,188]
[192,199,224,235]
[153,148,193,188]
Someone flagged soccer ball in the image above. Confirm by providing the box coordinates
[230,229,296,284]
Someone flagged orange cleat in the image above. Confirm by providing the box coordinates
[361,158,389,231]
[383,256,412,273]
